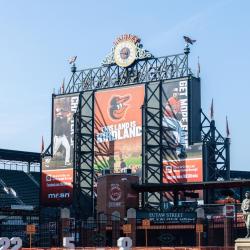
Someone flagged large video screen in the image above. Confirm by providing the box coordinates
[161,79,202,185]
[94,85,144,176]
[41,94,79,206]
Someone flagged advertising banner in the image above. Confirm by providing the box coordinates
[162,79,202,198]
[41,168,73,205]
[163,157,203,183]
[94,85,144,175]
[162,79,189,153]
[41,94,79,206]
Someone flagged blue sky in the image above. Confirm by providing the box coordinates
[0,0,249,170]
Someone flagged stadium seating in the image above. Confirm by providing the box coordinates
[0,169,39,206]
[30,171,40,184]
[0,182,21,207]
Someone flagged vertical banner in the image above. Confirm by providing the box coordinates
[94,85,144,176]
[162,79,202,199]
[42,94,79,206]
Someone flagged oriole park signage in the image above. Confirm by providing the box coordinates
[137,212,196,224]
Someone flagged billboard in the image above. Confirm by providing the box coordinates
[163,144,203,184]
[41,94,79,206]
[94,85,144,175]
[161,79,202,193]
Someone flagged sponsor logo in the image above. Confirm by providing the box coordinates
[109,95,130,120]
[110,184,122,201]
[48,192,70,199]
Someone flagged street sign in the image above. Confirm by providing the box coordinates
[26,224,36,234]
[142,219,150,247]
[137,211,196,224]
[26,224,36,248]
[196,224,203,233]
[142,219,150,229]
[123,224,132,234]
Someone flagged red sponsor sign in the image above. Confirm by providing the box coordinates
[41,169,73,206]
[163,158,203,183]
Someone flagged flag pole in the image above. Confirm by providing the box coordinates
[41,136,44,154]
[210,99,214,120]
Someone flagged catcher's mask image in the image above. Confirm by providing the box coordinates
[109,95,130,120]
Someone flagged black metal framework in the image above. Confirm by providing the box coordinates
[142,81,163,210]
[42,144,52,157]
[201,110,230,203]
[74,90,95,219]
[65,53,190,94]
[201,110,230,181]
[133,179,250,192]
[230,170,250,179]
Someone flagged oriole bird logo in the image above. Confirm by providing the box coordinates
[109,95,130,120]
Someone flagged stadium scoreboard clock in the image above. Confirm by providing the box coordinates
[114,40,137,67]
[103,34,152,67]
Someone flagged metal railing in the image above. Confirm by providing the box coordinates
[65,53,190,94]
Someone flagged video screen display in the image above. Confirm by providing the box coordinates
[41,94,79,206]
[94,85,144,176]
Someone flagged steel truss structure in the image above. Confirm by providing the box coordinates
[74,91,95,219]
[43,46,230,216]
[201,110,230,203]
[142,81,163,210]
[65,52,190,94]
[201,110,230,181]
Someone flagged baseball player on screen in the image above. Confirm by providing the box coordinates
[163,88,186,158]
[53,107,71,166]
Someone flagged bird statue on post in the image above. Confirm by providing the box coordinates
[68,56,77,64]
[183,36,196,45]
[183,36,196,54]
[68,56,77,73]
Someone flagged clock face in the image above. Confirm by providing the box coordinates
[114,41,137,67]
